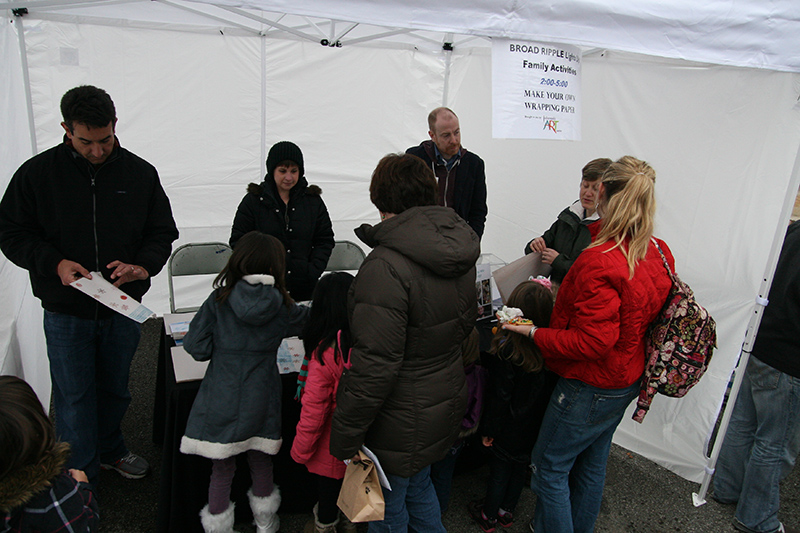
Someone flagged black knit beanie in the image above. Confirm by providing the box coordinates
[266,141,304,179]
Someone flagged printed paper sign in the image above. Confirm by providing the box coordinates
[70,272,155,323]
[492,38,582,140]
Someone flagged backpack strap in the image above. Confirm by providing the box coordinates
[651,237,677,283]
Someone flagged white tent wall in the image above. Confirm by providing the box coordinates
[2,8,800,485]
[0,16,49,408]
[440,44,800,479]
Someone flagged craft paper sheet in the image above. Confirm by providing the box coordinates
[70,272,155,323]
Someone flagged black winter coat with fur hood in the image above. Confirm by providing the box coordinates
[229,174,334,301]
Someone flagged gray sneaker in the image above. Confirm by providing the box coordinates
[101,451,150,479]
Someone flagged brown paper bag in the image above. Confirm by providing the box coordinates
[337,451,385,522]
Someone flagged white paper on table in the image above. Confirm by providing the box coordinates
[360,445,391,491]
[276,336,305,374]
[171,345,209,382]
[70,272,155,323]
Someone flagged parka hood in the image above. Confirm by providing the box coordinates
[245,175,322,205]
[355,205,479,278]
[227,275,283,325]
[0,442,70,511]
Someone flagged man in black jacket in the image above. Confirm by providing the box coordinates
[406,107,488,238]
[713,220,800,533]
[0,85,179,485]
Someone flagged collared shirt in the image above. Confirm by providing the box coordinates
[433,143,461,171]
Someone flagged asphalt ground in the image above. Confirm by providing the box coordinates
[94,317,800,532]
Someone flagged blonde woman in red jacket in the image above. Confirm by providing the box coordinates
[503,156,674,533]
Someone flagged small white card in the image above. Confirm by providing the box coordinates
[70,272,155,323]
[277,336,305,374]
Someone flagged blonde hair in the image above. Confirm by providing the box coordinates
[590,156,656,278]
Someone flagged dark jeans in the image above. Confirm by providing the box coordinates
[429,439,465,513]
[316,474,344,524]
[44,311,141,484]
[483,450,526,518]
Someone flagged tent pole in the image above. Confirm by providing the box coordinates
[14,12,37,155]
[441,33,453,107]
[260,34,267,179]
[692,142,800,507]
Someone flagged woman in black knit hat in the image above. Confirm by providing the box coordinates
[230,141,335,302]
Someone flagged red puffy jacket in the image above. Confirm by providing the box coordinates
[535,231,674,389]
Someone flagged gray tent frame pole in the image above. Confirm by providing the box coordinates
[693,143,800,507]
[261,34,267,180]
[441,33,453,107]
[14,13,37,155]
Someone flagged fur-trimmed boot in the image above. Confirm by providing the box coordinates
[303,503,339,533]
[248,487,281,533]
[200,502,236,533]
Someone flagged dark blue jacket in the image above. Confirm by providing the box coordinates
[406,140,488,238]
[752,220,800,378]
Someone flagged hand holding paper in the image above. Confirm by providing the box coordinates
[70,272,155,323]
[57,259,91,285]
[107,260,149,287]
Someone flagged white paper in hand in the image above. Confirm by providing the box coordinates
[360,445,391,491]
[70,272,155,323]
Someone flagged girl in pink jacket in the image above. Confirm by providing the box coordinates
[291,271,356,533]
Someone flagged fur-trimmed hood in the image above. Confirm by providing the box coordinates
[245,177,322,205]
[0,442,70,511]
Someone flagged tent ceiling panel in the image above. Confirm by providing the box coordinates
[3,0,480,51]
[5,0,798,70]
[188,0,800,72]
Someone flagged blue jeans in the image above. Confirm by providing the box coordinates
[713,356,800,533]
[429,439,464,513]
[530,377,639,533]
[44,311,141,484]
[369,466,446,533]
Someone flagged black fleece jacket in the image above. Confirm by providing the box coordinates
[0,139,178,319]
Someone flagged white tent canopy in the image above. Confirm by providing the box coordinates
[2,0,800,489]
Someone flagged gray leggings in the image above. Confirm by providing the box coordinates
[208,450,274,514]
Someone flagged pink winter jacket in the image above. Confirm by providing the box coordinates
[291,343,348,479]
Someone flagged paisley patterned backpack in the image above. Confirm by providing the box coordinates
[632,239,717,423]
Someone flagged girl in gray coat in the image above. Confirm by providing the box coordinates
[180,231,309,533]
